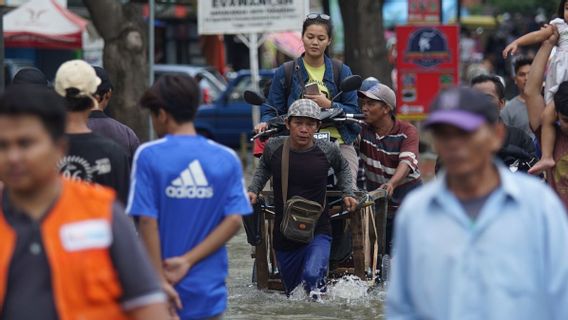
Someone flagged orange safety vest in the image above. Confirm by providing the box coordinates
[0,179,129,320]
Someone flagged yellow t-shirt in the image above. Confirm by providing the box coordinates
[304,61,329,98]
[303,59,343,143]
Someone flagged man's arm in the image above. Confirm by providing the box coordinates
[127,304,170,320]
[248,139,279,195]
[382,124,420,196]
[526,28,558,132]
[325,141,355,198]
[108,203,170,319]
[163,215,242,284]
[126,148,181,314]
[381,163,412,197]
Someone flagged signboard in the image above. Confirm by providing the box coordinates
[408,0,440,24]
[198,0,307,35]
[4,0,66,6]
[395,25,459,120]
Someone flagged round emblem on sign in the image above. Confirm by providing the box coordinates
[405,27,451,68]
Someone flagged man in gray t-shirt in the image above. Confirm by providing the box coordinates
[501,57,534,140]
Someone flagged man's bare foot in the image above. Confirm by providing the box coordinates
[528,158,556,175]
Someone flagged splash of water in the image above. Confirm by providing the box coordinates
[328,275,370,302]
[284,275,385,305]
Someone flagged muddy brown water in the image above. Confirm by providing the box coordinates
[225,231,386,319]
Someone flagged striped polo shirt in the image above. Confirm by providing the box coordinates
[359,120,422,205]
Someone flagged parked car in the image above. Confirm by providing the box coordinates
[153,64,227,104]
[194,69,275,148]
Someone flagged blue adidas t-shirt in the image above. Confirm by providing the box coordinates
[126,134,252,319]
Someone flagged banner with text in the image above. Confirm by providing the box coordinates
[198,0,307,35]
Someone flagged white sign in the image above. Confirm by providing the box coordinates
[198,0,307,35]
[5,0,66,7]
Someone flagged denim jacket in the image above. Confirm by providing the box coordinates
[261,55,361,144]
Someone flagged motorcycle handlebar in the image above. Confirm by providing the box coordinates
[327,118,366,125]
[250,128,279,141]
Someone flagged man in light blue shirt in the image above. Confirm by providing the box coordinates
[386,87,568,320]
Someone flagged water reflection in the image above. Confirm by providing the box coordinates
[227,232,386,319]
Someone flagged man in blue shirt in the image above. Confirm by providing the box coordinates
[387,87,568,320]
[127,74,252,320]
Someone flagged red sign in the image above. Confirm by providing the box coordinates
[408,0,440,24]
[395,25,460,120]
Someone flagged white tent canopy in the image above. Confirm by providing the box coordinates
[4,0,99,50]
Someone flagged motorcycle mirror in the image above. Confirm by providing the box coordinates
[244,90,266,105]
[339,75,363,92]
[330,75,363,103]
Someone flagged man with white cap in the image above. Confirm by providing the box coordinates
[248,99,357,297]
[54,59,130,204]
[387,87,568,319]
[357,83,422,255]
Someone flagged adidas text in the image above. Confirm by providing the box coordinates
[166,186,214,199]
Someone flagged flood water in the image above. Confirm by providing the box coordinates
[225,231,387,319]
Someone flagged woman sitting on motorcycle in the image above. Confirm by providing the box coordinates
[255,13,360,188]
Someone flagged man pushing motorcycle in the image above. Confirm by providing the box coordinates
[247,99,357,298]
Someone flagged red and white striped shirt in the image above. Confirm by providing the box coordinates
[359,120,422,204]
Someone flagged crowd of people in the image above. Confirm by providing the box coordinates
[3,7,568,320]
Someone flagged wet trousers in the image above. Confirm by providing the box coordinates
[275,234,332,295]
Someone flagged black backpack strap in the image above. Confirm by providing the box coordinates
[331,58,343,93]
[283,59,297,102]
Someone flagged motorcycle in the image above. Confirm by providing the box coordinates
[243,75,392,288]
[245,75,366,147]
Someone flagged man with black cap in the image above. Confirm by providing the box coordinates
[88,66,140,162]
[386,87,568,319]
[54,60,130,205]
[357,83,422,254]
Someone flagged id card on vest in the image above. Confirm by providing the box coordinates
[60,219,112,251]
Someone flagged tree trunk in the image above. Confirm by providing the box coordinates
[338,0,392,87]
[83,0,150,141]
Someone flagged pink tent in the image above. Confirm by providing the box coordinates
[267,32,304,58]
[4,0,88,50]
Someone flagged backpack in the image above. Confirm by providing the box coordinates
[283,58,343,101]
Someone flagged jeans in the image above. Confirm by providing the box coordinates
[275,234,332,295]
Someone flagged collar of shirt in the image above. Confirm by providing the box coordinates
[428,162,521,235]
[89,110,108,119]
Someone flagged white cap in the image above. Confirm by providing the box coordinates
[54,60,101,100]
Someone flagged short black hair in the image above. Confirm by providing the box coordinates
[93,66,113,97]
[514,57,533,74]
[62,89,94,112]
[554,81,568,116]
[471,74,505,100]
[139,74,200,123]
[0,85,66,140]
[558,0,568,21]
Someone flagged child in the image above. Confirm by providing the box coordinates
[503,1,568,174]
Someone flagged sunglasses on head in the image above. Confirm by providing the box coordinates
[306,13,330,21]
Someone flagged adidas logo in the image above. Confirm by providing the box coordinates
[165,160,214,199]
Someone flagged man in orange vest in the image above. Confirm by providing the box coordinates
[0,84,170,319]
